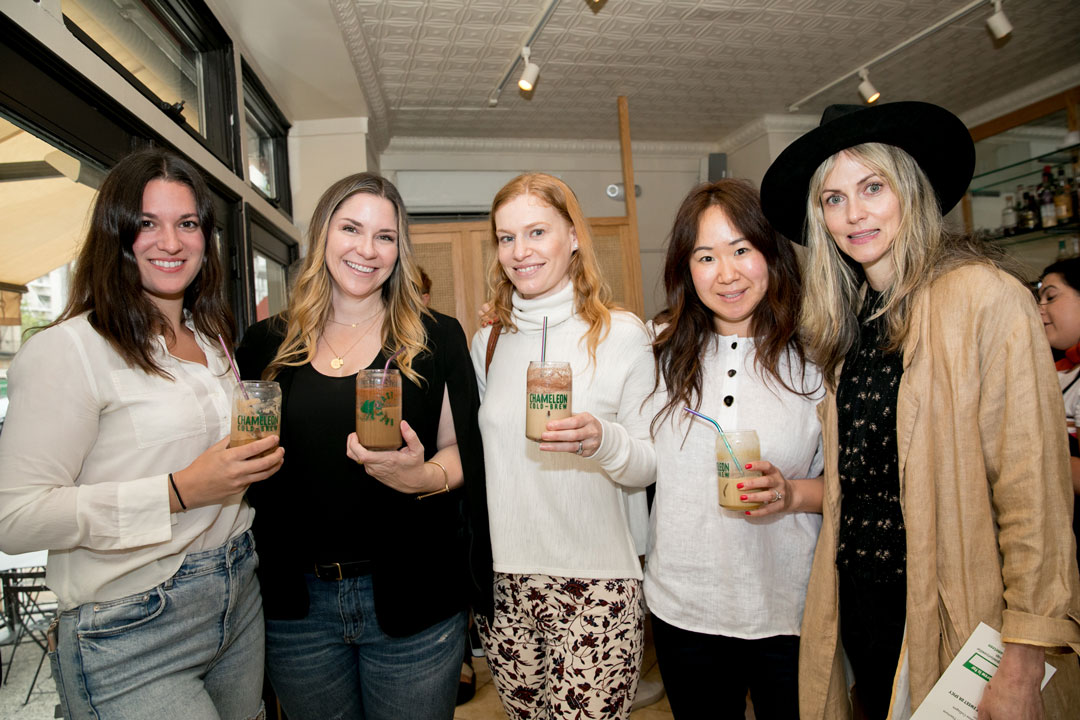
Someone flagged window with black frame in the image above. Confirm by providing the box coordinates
[242,61,291,216]
[60,0,237,170]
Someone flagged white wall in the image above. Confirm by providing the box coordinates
[380,138,714,320]
[288,117,369,237]
[718,115,819,190]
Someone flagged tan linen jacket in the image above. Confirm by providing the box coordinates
[799,264,1080,719]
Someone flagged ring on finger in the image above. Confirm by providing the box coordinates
[576,441,584,455]
[773,489,783,503]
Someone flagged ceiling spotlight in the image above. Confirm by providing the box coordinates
[986,0,1012,39]
[518,46,540,91]
[857,68,880,104]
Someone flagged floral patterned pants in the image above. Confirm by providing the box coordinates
[478,572,645,720]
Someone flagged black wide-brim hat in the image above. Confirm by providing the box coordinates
[760,101,975,243]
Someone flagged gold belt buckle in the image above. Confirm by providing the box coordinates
[331,562,344,581]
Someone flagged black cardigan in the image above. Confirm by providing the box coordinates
[236,311,493,636]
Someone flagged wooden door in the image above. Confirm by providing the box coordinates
[408,216,643,342]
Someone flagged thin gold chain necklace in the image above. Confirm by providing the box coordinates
[321,312,381,370]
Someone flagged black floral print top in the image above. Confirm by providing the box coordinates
[836,288,907,584]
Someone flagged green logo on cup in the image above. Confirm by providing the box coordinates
[359,391,397,427]
[236,414,279,433]
[529,392,568,410]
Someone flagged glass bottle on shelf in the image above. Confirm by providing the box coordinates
[1056,239,1069,261]
[1041,167,1058,228]
[1022,190,1038,230]
[1001,194,1017,236]
[1056,168,1073,223]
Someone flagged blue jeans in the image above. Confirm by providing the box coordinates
[651,614,800,720]
[265,573,465,720]
[51,529,265,720]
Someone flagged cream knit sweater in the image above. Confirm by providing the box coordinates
[470,284,655,580]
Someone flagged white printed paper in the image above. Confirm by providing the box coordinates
[910,622,1056,719]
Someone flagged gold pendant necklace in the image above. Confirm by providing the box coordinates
[321,311,381,370]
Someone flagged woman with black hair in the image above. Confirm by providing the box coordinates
[643,179,824,719]
[1038,257,1080,576]
[0,148,281,719]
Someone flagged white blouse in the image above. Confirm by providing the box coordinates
[0,313,253,610]
[643,329,824,639]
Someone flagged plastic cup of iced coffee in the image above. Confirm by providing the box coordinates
[525,361,572,442]
[231,381,282,456]
[716,429,762,510]
[355,369,402,450]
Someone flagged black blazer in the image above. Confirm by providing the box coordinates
[236,311,493,636]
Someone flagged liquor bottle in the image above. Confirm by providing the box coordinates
[1055,168,1073,223]
[1041,167,1058,228]
[1001,194,1017,236]
[1041,185,1058,228]
[1056,239,1069,261]
[1023,190,1039,230]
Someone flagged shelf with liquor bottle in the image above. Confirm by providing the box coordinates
[969,141,1080,196]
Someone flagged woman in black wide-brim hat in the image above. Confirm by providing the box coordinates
[761,102,1080,720]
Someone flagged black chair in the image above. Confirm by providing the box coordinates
[0,564,55,704]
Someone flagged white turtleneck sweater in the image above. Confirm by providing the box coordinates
[469,283,655,580]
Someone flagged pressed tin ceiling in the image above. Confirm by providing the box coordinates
[326,0,1080,148]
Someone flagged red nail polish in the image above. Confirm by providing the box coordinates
[740,495,747,501]
[736,483,744,489]
[745,511,752,515]
[744,463,752,469]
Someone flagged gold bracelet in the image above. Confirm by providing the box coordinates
[417,460,450,499]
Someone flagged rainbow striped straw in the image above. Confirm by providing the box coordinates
[540,316,548,362]
[684,407,745,477]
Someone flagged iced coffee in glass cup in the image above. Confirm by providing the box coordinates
[355,369,402,450]
[525,361,572,441]
[231,380,282,456]
[716,429,762,510]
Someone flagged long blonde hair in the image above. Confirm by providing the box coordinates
[264,173,430,384]
[800,143,1016,386]
[487,173,614,365]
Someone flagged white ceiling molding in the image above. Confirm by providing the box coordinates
[385,136,718,157]
[290,117,369,137]
[715,114,818,155]
[960,63,1080,129]
[330,0,391,152]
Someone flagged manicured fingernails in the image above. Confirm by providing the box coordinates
[740,495,747,501]
[745,511,752,515]
[744,463,753,469]
[736,482,744,489]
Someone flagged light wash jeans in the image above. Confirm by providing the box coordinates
[265,573,465,720]
[50,529,265,720]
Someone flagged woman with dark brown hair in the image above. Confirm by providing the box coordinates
[0,148,282,719]
[643,179,824,719]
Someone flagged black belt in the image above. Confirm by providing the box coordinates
[313,560,373,581]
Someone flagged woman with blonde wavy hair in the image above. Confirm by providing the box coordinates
[761,103,1080,720]
[469,172,655,720]
[237,172,492,720]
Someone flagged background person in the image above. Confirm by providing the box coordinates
[643,179,824,719]
[761,101,1080,719]
[1037,258,1080,576]
[470,172,654,720]
[237,172,491,720]
[0,148,281,719]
